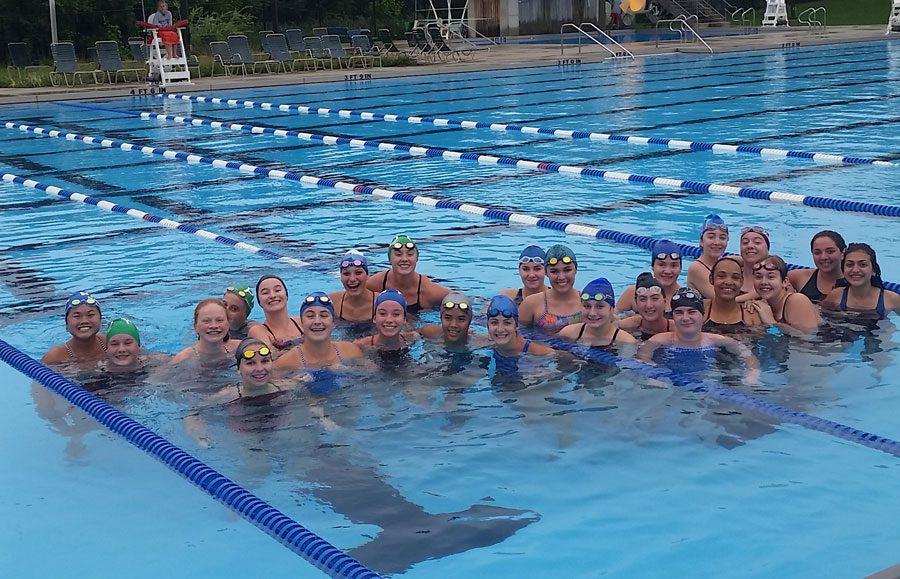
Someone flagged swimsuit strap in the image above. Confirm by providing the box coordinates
[290,318,303,334]
[522,339,531,354]
[877,288,886,320]
[334,344,345,364]
[611,328,620,343]
[338,294,345,319]
[416,274,423,304]
[65,342,76,361]
[576,323,586,342]
[779,293,798,325]
[697,259,713,273]
[371,291,376,318]
[297,345,307,368]
[381,272,389,291]
[839,286,850,312]
[515,287,524,305]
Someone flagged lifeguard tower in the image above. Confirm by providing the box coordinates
[762,0,789,27]
[143,23,192,87]
[889,0,900,34]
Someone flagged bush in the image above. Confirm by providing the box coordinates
[189,8,258,52]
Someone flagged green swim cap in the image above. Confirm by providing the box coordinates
[105,318,141,346]
[388,234,417,257]
[226,285,254,314]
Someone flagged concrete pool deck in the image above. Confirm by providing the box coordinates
[0,25,894,106]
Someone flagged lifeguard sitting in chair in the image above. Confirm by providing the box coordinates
[141,0,187,59]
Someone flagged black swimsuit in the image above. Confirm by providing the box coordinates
[382,272,424,314]
[575,323,621,351]
[798,269,831,304]
[514,288,524,306]
[338,292,376,322]
[703,302,748,334]
[262,318,304,351]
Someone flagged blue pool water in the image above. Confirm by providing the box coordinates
[2,40,900,576]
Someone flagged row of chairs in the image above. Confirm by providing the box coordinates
[404,24,486,63]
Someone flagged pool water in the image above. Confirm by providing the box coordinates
[2,40,900,577]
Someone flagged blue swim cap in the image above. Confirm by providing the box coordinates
[486,294,518,323]
[339,252,369,273]
[65,291,100,317]
[545,244,577,266]
[667,287,704,317]
[580,277,615,308]
[651,240,682,263]
[375,289,407,311]
[299,291,334,316]
[701,214,728,236]
[518,245,546,264]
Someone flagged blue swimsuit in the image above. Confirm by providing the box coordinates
[493,340,531,376]
[652,345,719,378]
[838,287,887,320]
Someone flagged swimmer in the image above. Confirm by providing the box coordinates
[499,245,549,306]
[275,292,363,371]
[328,253,377,323]
[616,240,682,313]
[787,230,846,304]
[518,244,582,333]
[42,291,107,367]
[420,292,478,348]
[248,274,304,354]
[687,214,729,299]
[355,290,420,353]
[747,256,819,335]
[366,234,450,314]
[100,318,147,374]
[738,226,770,298]
[618,273,673,340]
[559,278,636,350]
[822,243,900,320]
[702,257,763,334]
[486,294,554,358]
[224,285,257,340]
[638,287,760,384]
[171,299,241,365]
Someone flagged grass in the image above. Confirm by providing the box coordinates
[794,0,891,25]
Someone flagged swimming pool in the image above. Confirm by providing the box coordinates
[2,39,900,577]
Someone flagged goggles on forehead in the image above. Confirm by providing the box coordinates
[69,297,98,307]
[581,292,613,302]
[442,301,470,311]
[703,223,728,233]
[226,286,250,298]
[519,256,545,265]
[304,294,332,305]
[752,262,780,272]
[655,252,681,261]
[392,242,416,250]
[241,346,271,360]
[741,226,769,238]
[340,259,365,269]
[635,286,663,297]
[547,256,574,266]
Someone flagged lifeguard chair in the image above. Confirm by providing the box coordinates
[889,0,900,34]
[762,0,789,27]
[137,19,192,87]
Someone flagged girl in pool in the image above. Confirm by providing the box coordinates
[42,291,107,367]
[747,256,820,335]
[248,274,304,354]
[616,240,682,313]
[687,214,729,299]
[638,288,759,384]
[171,299,241,365]
[518,244,582,333]
[787,230,846,304]
[275,292,363,371]
[487,294,554,359]
[499,245,549,306]
[420,292,478,348]
[702,257,763,334]
[738,226,770,297]
[618,273,673,340]
[366,234,450,315]
[355,290,420,354]
[328,253,377,324]
[822,243,900,320]
[100,318,148,374]
[559,278,636,350]
[224,285,257,341]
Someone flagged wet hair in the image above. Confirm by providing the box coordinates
[193,298,229,342]
[709,256,744,279]
[841,243,883,288]
[810,230,846,253]
[255,274,288,305]
[755,255,789,281]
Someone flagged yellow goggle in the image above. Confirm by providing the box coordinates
[548,256,574,265]
[442,301,469,310]
[70,297,97,306]
[227,287,250,298]
[241,347,271,360]
[581,293,612,302]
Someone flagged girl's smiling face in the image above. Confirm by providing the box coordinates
[842,250,875,287]
[341,266,369,296]
[546,263,576,291]
[195,303,229,344]
[519,262,546,291]
[652,257,682,288]
[812,236,842,273]
[300,307,334,342]
[487,316,517,347]
[390,247,418,275]
[374,301,406,337]
[700,229,728,258]
[66,305,101,340]
[741,232,769,265]
[257,279,287,313]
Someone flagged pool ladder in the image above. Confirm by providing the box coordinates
[798,7,827,35]
[655,15,714,53]
[560,22,635,60]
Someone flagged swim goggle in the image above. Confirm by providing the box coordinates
[654,252,681,261]
[752,262,780,272]
[392,242,416,250]
[487,307,516,319]
[518,256,545,265]
[69,297,97,306]
[304,294,332,305]
[442,301,469,311]
[340,259,365,268]
[635,286,664,296]
[241,346,271,360]
[226,286,250,298]
[581,292,613,302]
[547,256,574,265]
[741,226,769,237]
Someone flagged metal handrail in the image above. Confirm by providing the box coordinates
[457,21,499,46]
[560,23,622,58]
[655,17,714,53]
[579,21,635,59]
[798,6,826,33]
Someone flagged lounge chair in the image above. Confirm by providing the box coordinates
[312,27,327,38]
[411,28,437,61]
[377,28,399,52]
[128,40,149,64]
[285,28,304,52]
[404,32,421,56]
[304,36,334,70]
[210,40,245,76]
[265,33,310,72]
[95,40,145,82]
[424,24,467,62]
[322,34,365,69]
[7,42,42,81]
[228,34,275,73]
[327,27,351,44]
[50,42,99,86]
[258,30,274,51]
[351,35,382,67]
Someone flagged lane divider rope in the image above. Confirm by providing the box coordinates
[135,110,900,218]
[0,173,312,269]
[5,120,898,293]
[161,92,898,168]
[0,338,381,578]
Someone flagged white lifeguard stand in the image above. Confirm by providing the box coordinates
[762,0,789,27]
[147,27,192,87]
[889,0,900,34]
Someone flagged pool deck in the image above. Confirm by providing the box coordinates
[0,25,894,106]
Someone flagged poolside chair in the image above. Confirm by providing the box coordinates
[128,40,149,64]
[312,27,327,38]
[322,34,365,69]
[258,30,274,51]
[95,41,145,83]
[49,42,99,86]
[351,35,382,67]
[377,28,399,53]
[304,36,334,70]
[424,24,466,62]
[411,28,438,61]
[228,34,274,73]
[7,42,42,81]
[264,33,310,72]
[209,40,245,76]
[284,28,305,52]
[404,32,421,56]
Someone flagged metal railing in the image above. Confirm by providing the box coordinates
[559,23,633,59]
[450,22,497,49]
[731,7,756,33]
[798,6,827,34]
[579,22,635,59]
[655,15,714,53]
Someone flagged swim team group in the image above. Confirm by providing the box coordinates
[41,213,900,400]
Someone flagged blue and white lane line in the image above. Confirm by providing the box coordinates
[5,119,900,293]
[137,111,900,219]
[0,173,312,269]
[161,92,899,168]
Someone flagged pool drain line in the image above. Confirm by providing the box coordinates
[0,339,380,579]
[136,111,900,218]
[161,91,898,169]
[3,120,898,294]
